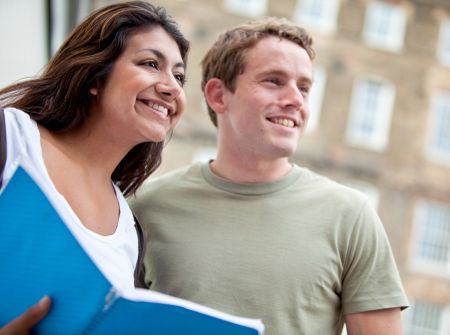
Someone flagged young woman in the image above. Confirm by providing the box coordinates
[0,1,189,333]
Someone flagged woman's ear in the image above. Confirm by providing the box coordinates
[204,78,228,115]
[89,87,98,96]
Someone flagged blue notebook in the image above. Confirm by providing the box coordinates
[0,167,264,335]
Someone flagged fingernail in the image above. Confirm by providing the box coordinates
[38,295,50,307]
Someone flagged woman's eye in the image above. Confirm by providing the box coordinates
[143,60,159,70]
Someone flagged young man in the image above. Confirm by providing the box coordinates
[131,18,408,335]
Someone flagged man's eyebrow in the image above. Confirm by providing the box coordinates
[257,69,285,77]
[138,48,185,69]
[300,77,313,86]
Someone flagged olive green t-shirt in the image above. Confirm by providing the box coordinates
[130,162,408,334]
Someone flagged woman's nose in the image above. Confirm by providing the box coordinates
[155,73,182,100]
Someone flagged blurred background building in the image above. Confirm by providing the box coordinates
[1,0,449,333]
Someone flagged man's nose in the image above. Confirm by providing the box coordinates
[281,82,304,109]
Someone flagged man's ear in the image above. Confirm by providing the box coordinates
[204,78,228,115]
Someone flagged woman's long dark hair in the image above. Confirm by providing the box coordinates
[0,1,189,197]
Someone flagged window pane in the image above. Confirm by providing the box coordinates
[223,0,267,17]
[405,302,444,335]
[346,78,395,151]
[415,201,450,266]
[438,19,450,66]
[360,81,380,133]
[306,65,326,132]
[427,92,450,163]
[363,1,406,52]
[294,0,340,34]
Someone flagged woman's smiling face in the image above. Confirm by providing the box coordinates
[93,25,186,146]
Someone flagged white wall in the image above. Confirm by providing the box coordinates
[0,0,47,88]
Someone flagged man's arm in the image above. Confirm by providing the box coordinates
[0,296,51,335]
[345,307,404,335]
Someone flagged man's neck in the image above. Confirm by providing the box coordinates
[209,155,293,184]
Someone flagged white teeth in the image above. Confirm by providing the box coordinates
[272,118,295,128]
[149,102,168,116]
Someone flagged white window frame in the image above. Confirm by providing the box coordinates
[437,19,450,67]
[404,300,450,335]
[362,1,407,52]
[427,91,450,165]
[293,0,340,34]
[306,65,327,133]
[345,76,395,151]
[223,0,267,17]
[410,200,450,277]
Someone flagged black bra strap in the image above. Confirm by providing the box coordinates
[0,108,6,189]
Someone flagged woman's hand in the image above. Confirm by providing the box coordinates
[0,296,51,335]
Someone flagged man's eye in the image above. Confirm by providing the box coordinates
[174,73,186,86]
[265,78,280,85]
[299,86,310,95]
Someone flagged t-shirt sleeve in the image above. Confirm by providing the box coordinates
[341,199,409,314]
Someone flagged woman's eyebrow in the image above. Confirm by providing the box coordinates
[138,48,185,69]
